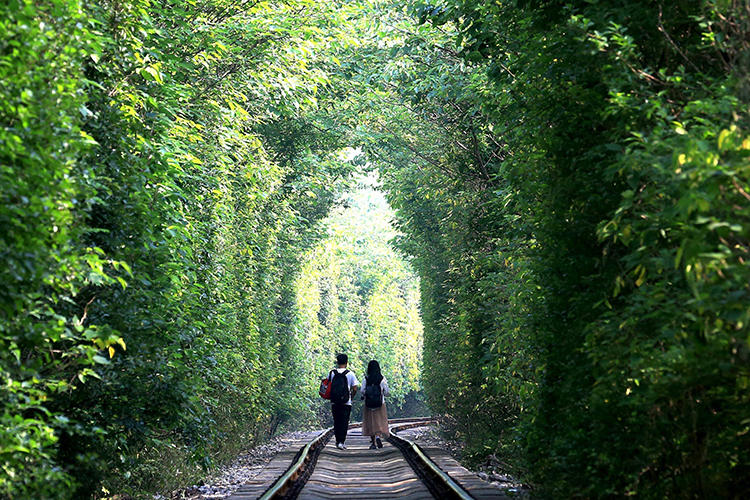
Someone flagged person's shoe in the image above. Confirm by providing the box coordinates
[376,437,383,449]
[369,442,377,450]
[336,442,344,450]
[341,442,347,449]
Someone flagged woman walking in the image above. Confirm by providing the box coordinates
[360,359,390,449]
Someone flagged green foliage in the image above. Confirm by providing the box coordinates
[0,1,125,496]
[586,94,750,497]
[1,0,359,497]
[394,0,750,497]
[293,178,425,424]
[5,0,750,497]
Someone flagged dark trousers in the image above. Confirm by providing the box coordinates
[332,403,352,444]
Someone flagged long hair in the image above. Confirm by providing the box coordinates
[366,359,383,385]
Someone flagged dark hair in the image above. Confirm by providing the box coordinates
[336,353,348,366]
[366,360,383,385]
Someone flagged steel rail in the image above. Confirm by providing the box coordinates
[389,421,476,500]
[258,427,333,500]
[257,417,449,500]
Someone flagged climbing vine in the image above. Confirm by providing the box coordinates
[293,178,425,425]
[2,0,358,497]
[2,0,749,498]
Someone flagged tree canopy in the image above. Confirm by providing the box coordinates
[2,0,749,498]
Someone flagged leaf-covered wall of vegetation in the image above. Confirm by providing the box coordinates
[1,0,361,498]
[360,0,749,498]
[4,0,750,498]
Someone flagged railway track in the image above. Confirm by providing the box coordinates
[228,418,507,500]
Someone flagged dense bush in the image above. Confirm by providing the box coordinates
[1,1,124,496]
[369,0,750,497]
[1,0,357,497]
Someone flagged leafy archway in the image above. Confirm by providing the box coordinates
[2,0,749,498]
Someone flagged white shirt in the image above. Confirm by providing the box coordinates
[329,367,359,406]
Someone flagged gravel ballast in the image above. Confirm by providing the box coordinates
[171,425,527,499]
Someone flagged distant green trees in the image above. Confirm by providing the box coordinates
[293,178,425,424]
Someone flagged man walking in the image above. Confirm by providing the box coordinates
[328,353,359,449]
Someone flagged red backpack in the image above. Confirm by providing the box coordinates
[319,370,334,399]
[319,369,350,403]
